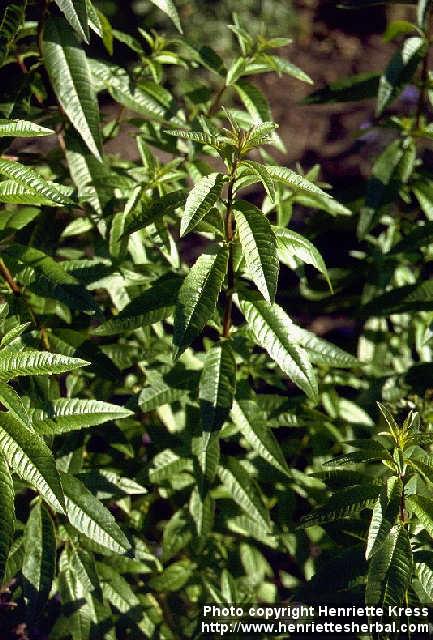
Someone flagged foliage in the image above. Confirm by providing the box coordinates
[2,0,433,638]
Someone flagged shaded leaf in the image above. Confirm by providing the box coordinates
[234,201,279,302]
[42,16,102,159]
[0,413,65,513]
[23,502,56,621]
[173,246,228,358]
[60,472,131,554]
[199,341,236,432]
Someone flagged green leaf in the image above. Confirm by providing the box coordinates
[138,378,187,412]
[362,280,433,316]
[89,58,168,121]
[239,161,275,200]
[54,0,90,42]
[265,165,335,197]
[0,322,30,347]
[23,502,56,621]
[148,0,182,33]
[0,381,33,430]
[65,129,110,215]
[60,472,131,554]
[377,36,425,114]
[273,226,331,290]
[0,350,88,379]
[31,399,132,435]
[98,563,154,635]
[407,457,433,484]
[234,201,279,302]
[0,413,65,513]
[226,57,248,85]
[407,495,433,539]
[0,0,26,68]
[173,246,228,359]
[93,276,182,336]
[122,190,186,236]
[414,550,433,600]
[266,54,313,84]
[193,431,220,485]
[0,453,14,583]
[0,158,73,205]
[42,16,102,160]
[366,525,412,606]
[149,449,193,483]
[231,399,290,476]
[56,565,94,640]
[366,476,402,560]
[304,72,380,104]
[164,129,220,147]
[0,119,54,137]
[300,484,380,527]
[199,341,236,432]
[77,469,147,499]
[235,293,318,400]
[218,458,270,531]
[180,173,224,237]
[276,319,358,368]
[234,81,271,121]
[189,487,214,539]
[0,180,60,205]
[2,245,99,313]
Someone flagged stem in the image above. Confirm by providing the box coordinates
[208,84,226,117]
[222,164,236,338]
[399,483,405,523]
[415,12,433,130]
[0,258,49,347]
[0,259,21,295]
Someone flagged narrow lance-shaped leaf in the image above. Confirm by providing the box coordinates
[406,495,433,539]
[0,350,88,380]
[299,484,380,527]
[173,246,228,359]
[148,0,183,33]
[199,341,236,432]
[42,16,102,160]
[239,161,275,200]
[180,173,225,237]
[273,226,332,290]
[0,381,33,431]
[218,458,270,531]
[93,276,182,336]
[365,524,412,606]
[278,318,358,368]
[122,191,186,237]
[22,502,57,622]
[231,399,290,476]
[0,158,73,205]
[0,0,26,68]
[0,180,61,206]
[0,119,54,137]
[414,551,433,600]
[60,471,131,554]
[189,486,214,539]
[31,399,132,435]
[54,0,90,42]
[235,292,318,400]
[366,476,402,560]
[2,244,99,313]
[234,201,279,302]
[0,453,14,583]
[0,413,65,513]
[377,36,425,115]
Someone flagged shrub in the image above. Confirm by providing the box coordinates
[1,0,433,638]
